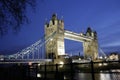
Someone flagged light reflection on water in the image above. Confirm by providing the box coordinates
[74,70,120,80]
[99,73,111,80]
[74,73,92,80]
[35,69,120,80]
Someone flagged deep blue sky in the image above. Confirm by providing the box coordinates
[0,0,120,55]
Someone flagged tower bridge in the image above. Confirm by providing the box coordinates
[45,14,98,60]
[0,14,99,63]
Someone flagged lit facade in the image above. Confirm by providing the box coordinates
[83,28,98,59]
[109,53,119,60]
[45,14,65,59]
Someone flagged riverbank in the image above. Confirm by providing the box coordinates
[0,61,120,80]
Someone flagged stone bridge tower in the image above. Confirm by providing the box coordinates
[83,27,98,60]
[45,14,65,59]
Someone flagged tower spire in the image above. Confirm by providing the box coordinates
[52,13,57,20]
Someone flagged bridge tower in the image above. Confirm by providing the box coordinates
[45,14,65,59]
[83,27,98,60]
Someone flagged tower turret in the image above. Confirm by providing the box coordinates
[86,27,92,36]
[52,14,57,20]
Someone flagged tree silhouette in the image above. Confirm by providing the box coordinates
[0,0,35,36]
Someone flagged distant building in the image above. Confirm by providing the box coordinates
[108,53,119,60]
[0,55,4,61]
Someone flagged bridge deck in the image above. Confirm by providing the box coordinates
[0,59,52,64]
[64,30,93,42]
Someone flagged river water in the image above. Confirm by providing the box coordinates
[36,69,120,80]
[74,72,120,80]
[0,63,120,80]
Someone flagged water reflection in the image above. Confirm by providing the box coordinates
[99,73,111,80]
[74,72,120,80]
[74,73,92,80]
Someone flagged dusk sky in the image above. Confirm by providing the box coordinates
[0,0,120,55]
